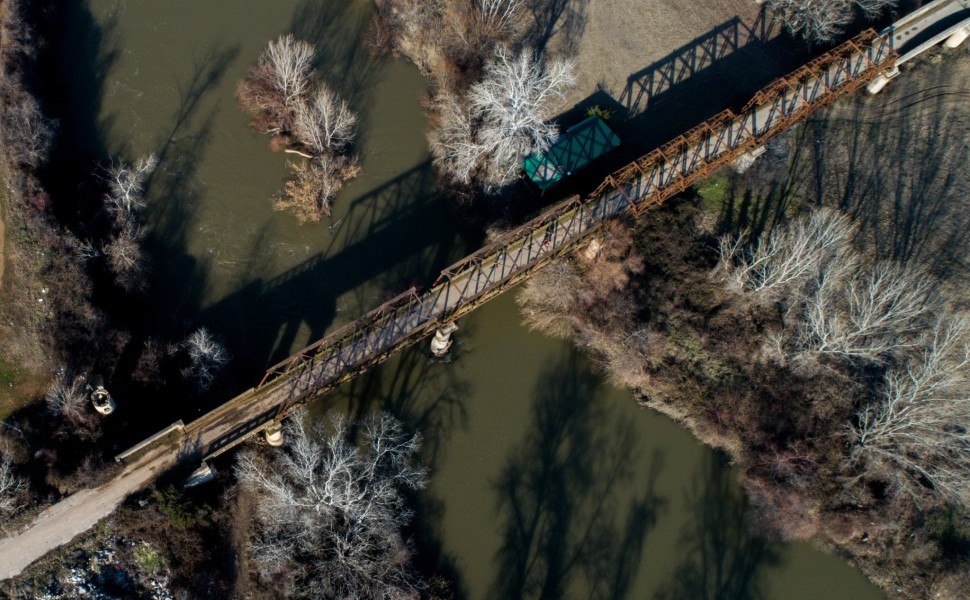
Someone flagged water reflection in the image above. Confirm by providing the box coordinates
[491,349,664,599]
[654,453,782,600]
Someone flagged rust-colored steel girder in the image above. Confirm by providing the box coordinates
[248,28,897,430]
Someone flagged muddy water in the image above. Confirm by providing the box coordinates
[81,0,469,374]
[79,1,882,598]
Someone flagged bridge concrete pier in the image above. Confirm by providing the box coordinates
[430,323,458,357]
[583,238,603,260]
[184,461,216,488]
[732,145,767,173]
[945,25,969,48]
[264,422,284,447]
[866,66,900,94]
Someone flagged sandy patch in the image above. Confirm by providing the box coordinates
[563,0,768,105]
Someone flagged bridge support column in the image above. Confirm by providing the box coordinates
[866,66,900,95]
[732,146,767,174]
[944,25,969,48]
[184,461,217,488]
[264,422,284,447]
[430,323,458,357]
[583,238,603,260]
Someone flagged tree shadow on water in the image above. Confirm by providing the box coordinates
[492,348,665,600]
[653,453,782,600]
[288,0,381,134]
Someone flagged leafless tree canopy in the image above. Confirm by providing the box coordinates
[431,46,575,188]
[274,155,361,223]
[852,316,970,505]
[293,84,357,156]
[102,154,158,215]
[718,208,856,297]
[0,456,26,521]
[764,0,897,43]
[238,35,361,221]
[476,0,525,38]
[721,208,938,364]
[45,374,91,427]
[236,410,427,598]
[96,154,157,291]
[182,327,229,390]
[238,34,316,135]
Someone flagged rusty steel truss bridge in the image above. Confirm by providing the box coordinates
[114,27,902,467]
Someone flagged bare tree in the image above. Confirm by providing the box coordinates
[275,156,361,223]
[0,91,52,169]
[718,208,856,297]
[238,35,317,136]
[183,328,229,390]
[851,315,970,505]
[102,154,158,215]
[45,374,89,426]
[236,410,427,598]
[428,91,485,185]
[476,0,524,38]
[0,456,26,521]
[793,261,936,362]
[518,259,584,337]
[238,36,361,221]
[467,47,575,187]
[764,0,897,43]
[292,84,357,156]
[103,222,147,292]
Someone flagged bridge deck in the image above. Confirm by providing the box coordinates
[154,28,897,463]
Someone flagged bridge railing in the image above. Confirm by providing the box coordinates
[251,28,897,422]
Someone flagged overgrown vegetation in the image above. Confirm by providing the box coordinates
[0,0,233,529]
[764,0,898,43]
[373,0,576,195]
[516,47,970,598]
[237,34,361,222]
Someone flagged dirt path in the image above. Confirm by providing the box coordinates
[0,445,179,581]
[561,0,767,107]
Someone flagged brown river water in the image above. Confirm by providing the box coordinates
[66,0,885,597]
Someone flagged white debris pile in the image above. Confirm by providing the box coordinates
[32,537,174,600]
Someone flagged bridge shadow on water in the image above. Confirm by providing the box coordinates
[196,159,482,379]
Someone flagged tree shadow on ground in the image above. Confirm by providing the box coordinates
[653,452,781,600]
[522,0,589,57]
[491,348,665,599]
[796,59,970,281]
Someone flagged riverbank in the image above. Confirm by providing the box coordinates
[515,42,970,599]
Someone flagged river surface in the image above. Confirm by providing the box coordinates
[67,0,885,597]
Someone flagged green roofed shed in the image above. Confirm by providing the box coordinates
[522,116,621,190]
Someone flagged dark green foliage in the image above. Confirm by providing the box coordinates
[925,507,970,559]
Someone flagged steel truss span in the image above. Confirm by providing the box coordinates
[179,29,897,462]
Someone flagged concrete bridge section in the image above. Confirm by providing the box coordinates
[2,9,956,579]
[866,0,970,93]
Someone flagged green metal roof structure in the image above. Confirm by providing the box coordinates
[522,116,621,190]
